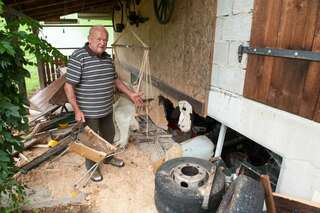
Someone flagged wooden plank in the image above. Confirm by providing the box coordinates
[45,62,51,85]
[69,142,106,163]
[260,175,277,213]
[29,76,66,111]
[273,192,320,213]
[50,62,56,81]
[28,0,111,18]
[267,0,319,114]
[37,60,46,89]
[20,135,74,174]
[314,96,320,122]
[244,0,282,102]
[299,8,320,119]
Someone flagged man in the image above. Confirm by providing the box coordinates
[64,26,143,182]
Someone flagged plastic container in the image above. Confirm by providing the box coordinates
[180,135,215,160]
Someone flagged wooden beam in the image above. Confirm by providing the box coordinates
[22,0,79,12]
[69,142,106,163]
[20,134,74,173]
[28,0,111,18]
[273,192,320,213]
[78,13,111,20]
[6,0,39,7]
[36,8,112,21]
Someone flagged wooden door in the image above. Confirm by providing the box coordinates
[244,0,320,122]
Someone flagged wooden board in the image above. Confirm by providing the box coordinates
[244,0,282,101]
[244,0,320,122]
[69,142,106,163]
[273,192,320,213]
[29,76,66,111]
[260,175,276,213]
[114,0,216,116]
[77,126,117,153]
[303,14,320,120]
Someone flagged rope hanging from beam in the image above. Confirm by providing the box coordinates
[112,26,154,135]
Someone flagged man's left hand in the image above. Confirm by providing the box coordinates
[129,91,144,107]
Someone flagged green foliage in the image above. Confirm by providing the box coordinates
[0,1,66,210]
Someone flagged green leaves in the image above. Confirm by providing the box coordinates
[0,150,10,162]
[0,4,65,210]
[0,99,20,118]
[0,0,4,15]
[0,40,15,56]
[0,3,67,210]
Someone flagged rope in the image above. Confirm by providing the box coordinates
[112,26,154,139]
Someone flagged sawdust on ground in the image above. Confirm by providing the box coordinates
[17,141,158,213]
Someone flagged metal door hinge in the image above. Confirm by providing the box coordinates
[238,45,320,63]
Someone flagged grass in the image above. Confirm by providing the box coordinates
[25,65,39,96]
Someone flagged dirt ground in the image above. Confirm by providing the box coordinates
[17,139,159,213]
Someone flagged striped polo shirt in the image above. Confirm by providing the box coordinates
[66,43,117,118]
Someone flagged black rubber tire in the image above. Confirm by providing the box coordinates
[155,157,225,213]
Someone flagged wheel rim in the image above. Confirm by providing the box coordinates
[171,163,208,190]
[153,0,175,24]
[112,1,124,32]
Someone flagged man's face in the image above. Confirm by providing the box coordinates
[88,29,108,55]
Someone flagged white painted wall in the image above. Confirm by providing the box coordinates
[39,27,89,56]
[208,0,320,201]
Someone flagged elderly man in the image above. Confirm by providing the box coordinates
[64,26,143,182]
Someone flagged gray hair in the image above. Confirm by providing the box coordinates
[88,25,108,38]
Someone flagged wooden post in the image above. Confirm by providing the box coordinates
[32,28,46,89]
[260,175,277,213]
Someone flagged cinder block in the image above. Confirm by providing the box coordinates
[277,159,320,200]
[229,41,249,68]
[223,14,253,41]
[233,0,254,14]
[211,64,245,94]
[215,17,224,41]
[213,41,229,66]
[217,0,233,16]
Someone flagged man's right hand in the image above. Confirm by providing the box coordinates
[75,110,85,123]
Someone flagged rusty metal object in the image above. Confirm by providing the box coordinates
[172,163,209,190]
[200,164,217,209]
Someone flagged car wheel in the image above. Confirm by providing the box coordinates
[155,157,225,213]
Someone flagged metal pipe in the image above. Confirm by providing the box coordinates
[214,124,227,157]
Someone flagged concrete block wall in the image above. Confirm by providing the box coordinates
[211,0,253,95]
[209,0,320,201]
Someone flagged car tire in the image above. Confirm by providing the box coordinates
[155,157,225,213]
